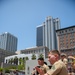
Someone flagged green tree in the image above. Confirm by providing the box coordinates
[38,53,44,58]
[8,59,11,64]
[31,54,36,60]
[19,58,23,65]
[0,68,3,72]
[14,56,18,65]
[25,57,29,60]
[22,57,29,70]
[10,58,14,64]
[23,57,29,64]
[18,57,25,70]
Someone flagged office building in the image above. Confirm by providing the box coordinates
[36,16,60,50]
[0,48,16,65]
[36,25,43,46]
[0,32,18,52]
[56,25,75,56]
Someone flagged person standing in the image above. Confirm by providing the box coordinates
[35,50,68,75]
[37,58,49,74]
[60,53,68,68]
[68,56,75,73]
[31,58,49,75]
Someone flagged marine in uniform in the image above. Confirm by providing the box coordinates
[40,63,49,74]
[31,58,49,75]
[47,60,68,75]
[60,53,68,67]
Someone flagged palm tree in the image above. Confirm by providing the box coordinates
[8,59,11,64]
[25,57,29,60]
[31,54,36,60]
[10,58,14,64]
[38,53,44,58]
[18,57,25,70]
[14,56,18,65]
[23,57,29,63]
[19,58,23,65]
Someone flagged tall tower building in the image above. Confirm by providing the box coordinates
[0,32,18,52]
[36,16,60,50]
[36,25,43,46]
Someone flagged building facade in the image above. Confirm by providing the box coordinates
[16,46,49,58]
[36,25,43,46]
[4,54,38,65]
[36,16,60,50]
[0,32,18,52]
[0,48,16,65]
[56,25,75,56]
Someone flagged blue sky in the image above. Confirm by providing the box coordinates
[0,0,75,50]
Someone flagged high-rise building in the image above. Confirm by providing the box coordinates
[36,16,60,50]
[0,32,18,52]
[36,25,43,46]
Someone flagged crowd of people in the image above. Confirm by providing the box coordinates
[1,50,75,75]
[32,50,75,75]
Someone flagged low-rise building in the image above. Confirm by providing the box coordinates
[4,54,38,65]
[5,46,49,65]
[16,46,49,58]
